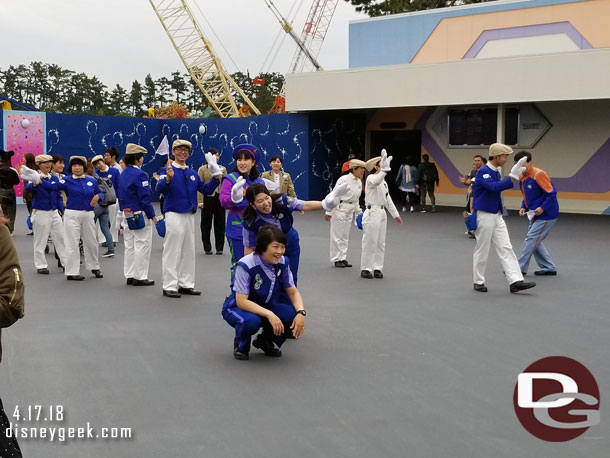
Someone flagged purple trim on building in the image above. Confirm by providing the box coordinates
[415,108,610,193]
[463,22,593,59]
[552,136,610,193]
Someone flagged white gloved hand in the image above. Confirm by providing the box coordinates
[509,156,527,180]
[20,165,41,185]
[262,178,280,194]
[321,181,349,211]
[205,152,223,177]
[380,148,392,172]
[231,176,246,203]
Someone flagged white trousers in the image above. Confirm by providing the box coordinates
[124,219,153,280]
[360,207,387,272]
[98,202,119,243]
[473,211,523,285]
[330,203,359,262]
[162,212,196,291]
[63,209,99,276]
[31,210,66,269]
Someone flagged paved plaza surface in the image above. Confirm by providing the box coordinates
[1,205,609,457]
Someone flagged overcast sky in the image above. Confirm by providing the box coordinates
[0,0,367,89]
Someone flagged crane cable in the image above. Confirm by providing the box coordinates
[259,0,306,74]
[188,0,241,73]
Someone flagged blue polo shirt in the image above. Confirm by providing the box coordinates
[472,164,513,214]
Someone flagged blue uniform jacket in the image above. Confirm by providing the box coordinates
[156,166,219,214]
[519,167,559,221]
[40,175,104,211]
[472,164,513,214]
[97,167,121,199]
[25,176,64,212]
[118,166,156,220]
[223,253,293,313]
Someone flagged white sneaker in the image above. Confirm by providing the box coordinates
[410,206,414,212]
[402,206,407,212]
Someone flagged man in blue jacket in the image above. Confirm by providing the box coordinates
[472,143,536,293]
[157,140,222,298]
[119,144,157,286]
[513,151,559,276]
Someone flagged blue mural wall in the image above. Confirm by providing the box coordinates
[307,112,366,200]
[2,111,310,200]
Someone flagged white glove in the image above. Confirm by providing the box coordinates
[20,165,41,185]
[205,152,223,177]
[231,176,246,203]
[262,178,280,194]
[380,148,392,172]
[509,156,527,180]
[321,181,349,211]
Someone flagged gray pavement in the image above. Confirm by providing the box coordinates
[1,205,609,457]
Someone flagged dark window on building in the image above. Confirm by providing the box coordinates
[504,107,519,145]
[449,108,497,146]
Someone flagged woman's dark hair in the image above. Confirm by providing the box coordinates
[125,153,145,166]
[231,150,260,180]
[69,158,86,173]
[52,154,65,164]
[105,147,119,159]
[24,153,37,169]
[254,225,287,254]
[242,183,283,225]
[269,155,282,164]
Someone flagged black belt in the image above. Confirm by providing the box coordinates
[340,200,357,204]
[367,205,385,209]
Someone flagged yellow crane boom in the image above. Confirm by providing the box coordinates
[148,0,260,117]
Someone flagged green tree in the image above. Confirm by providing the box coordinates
[155,76,171,106]
[109,84,129,115]
[143,73,156,109]
[344,0,493,16]
[169,71,187,104]
[130,80,144,116]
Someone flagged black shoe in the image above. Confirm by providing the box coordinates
[205,251,213,255]
[252,334,282,357]
[334,261,346,268]
[92,269,103,278]
[126,277,134,285]
[510,281,536,293]
[101,242,108,248]
[102,251,115,258]
[163,289,181,298]
[342,260,353,268]
[216,251,223,255]
[37,268,50,275]
[373,270,383,278]
[132,279,155,286]
[233,339,249,360]
[534,270,557,276]
[473,283,488,292]
[361,270,373,279]
[178,287,201,295]
[67,275,85,281]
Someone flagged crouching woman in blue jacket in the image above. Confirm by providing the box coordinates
[221,226,307,360]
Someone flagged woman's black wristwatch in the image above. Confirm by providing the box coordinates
[296,310,307,316]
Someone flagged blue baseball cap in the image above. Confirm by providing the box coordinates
[232,143,260,164]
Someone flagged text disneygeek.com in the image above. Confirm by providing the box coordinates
[6,405,132,443]
[6,423,133,442]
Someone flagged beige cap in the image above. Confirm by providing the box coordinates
[349,159,366,169]
[35,154,53,164]
[69,155,87,167]
[125,143,147,155]
[365,157,381,172]
[91,154,104,164]
[172,139,192,150]
[489,143,513,157]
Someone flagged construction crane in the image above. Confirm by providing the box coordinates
[148,0,260,118]
[263,0,339,113]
